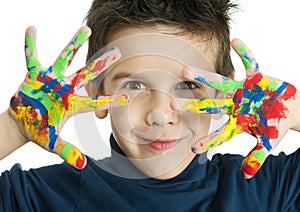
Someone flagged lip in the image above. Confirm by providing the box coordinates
[148,140,180,151]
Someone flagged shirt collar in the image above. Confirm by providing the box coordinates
[108,134,209,187]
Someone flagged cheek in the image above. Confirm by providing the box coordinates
[182,113,211,139]
[128,92,148,124]
[110,92,148,133]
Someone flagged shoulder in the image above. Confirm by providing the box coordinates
[0,157,96,211]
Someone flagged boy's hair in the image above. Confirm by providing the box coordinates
[85,0,238,77]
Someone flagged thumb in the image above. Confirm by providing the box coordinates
[52,137,87,169]
[240,143,268,179]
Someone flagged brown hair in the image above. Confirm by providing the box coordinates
[85,0,238,77]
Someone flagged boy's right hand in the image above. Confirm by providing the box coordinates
[9,26,129,169]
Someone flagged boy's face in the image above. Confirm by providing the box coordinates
[97,26,218,179]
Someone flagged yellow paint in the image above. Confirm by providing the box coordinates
[56,143,82,165]
[68,94,114,114]
[48,104,66,126]
[26,79,44,90]
[79,60,100,84]
[184,98,233,114]
[257,76,269,91]
[117,94,130,106]
[243,155,260,169]
[14,106,48,145]
[65,148,81,165]
[202,116,242,151]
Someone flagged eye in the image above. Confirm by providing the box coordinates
[176,81,200,90]
[123,81,146,90]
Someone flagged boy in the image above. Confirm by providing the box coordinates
[0,0,300,211]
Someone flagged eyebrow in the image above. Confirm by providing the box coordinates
[111,72,132,81]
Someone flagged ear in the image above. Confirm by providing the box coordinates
[228,73,235,80]
[85,82,109,119]
[95,109,108,119]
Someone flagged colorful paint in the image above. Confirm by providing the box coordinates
[10,28,128,169]
[181,41,297,178]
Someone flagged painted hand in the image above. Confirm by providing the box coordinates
[178,39,298,179]
[9,26,129,169]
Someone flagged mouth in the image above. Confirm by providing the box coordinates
[136,136,183,151]
[148,139,180,151]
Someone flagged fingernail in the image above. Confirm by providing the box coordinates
[75,153,86,169]
[183,67,197,79]
[192,142,204,154]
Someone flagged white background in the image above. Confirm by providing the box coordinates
[0,0,300,173]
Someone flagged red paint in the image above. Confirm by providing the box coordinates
[242,161,260,177]
[72,67,87,86]
[256,125,278,139]
[261,99,287,120]
[241,145,263,177]
[93,58,107,71]
[236,114,257,131]
[61,93,70,109]
[244,73,263,90]
[282,83,297,100]
[76,153,86,169]
[265,90,278,98]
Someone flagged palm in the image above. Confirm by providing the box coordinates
[9,27,127,169]
[180,39,297,178]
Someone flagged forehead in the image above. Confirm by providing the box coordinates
[108,54,184,77]
[89,26,217,93]
[101,26,216,72]
[107,25,217,66]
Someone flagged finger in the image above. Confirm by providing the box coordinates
[66,93,130,115]
[52,26,92,82]
[231,38,259,76]
[174,97,234,114]
[25,26,43,82]
[52,137,87,169]
[183,66,243,94]
[192,115,242,154]
[69,47,121,90]
[240,143,269,179]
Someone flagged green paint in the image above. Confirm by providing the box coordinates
[48,107,62,125]
[210,80,243,92]
[64,47,74,62]
[51,31,86,82]
[236,45,252,70]
[252,150,266,162]
[236,44,247,55]
[242,57,252,70]
[267,80,279,91]
[25,34,35,53]
[61,144,72,160]
[27,57,41,82]
[22,84,54,108]
[75,31,87,48]
[52,57,66,82]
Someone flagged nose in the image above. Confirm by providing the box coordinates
[145,90,179,126]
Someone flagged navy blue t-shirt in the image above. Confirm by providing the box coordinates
[1,136,300,211]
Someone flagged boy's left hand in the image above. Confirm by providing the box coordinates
[177,38,300,179]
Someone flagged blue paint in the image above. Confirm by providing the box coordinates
[260,134,272,151]
[48,126,57,150]
[276,82,287,95]
[18,91,47,115]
